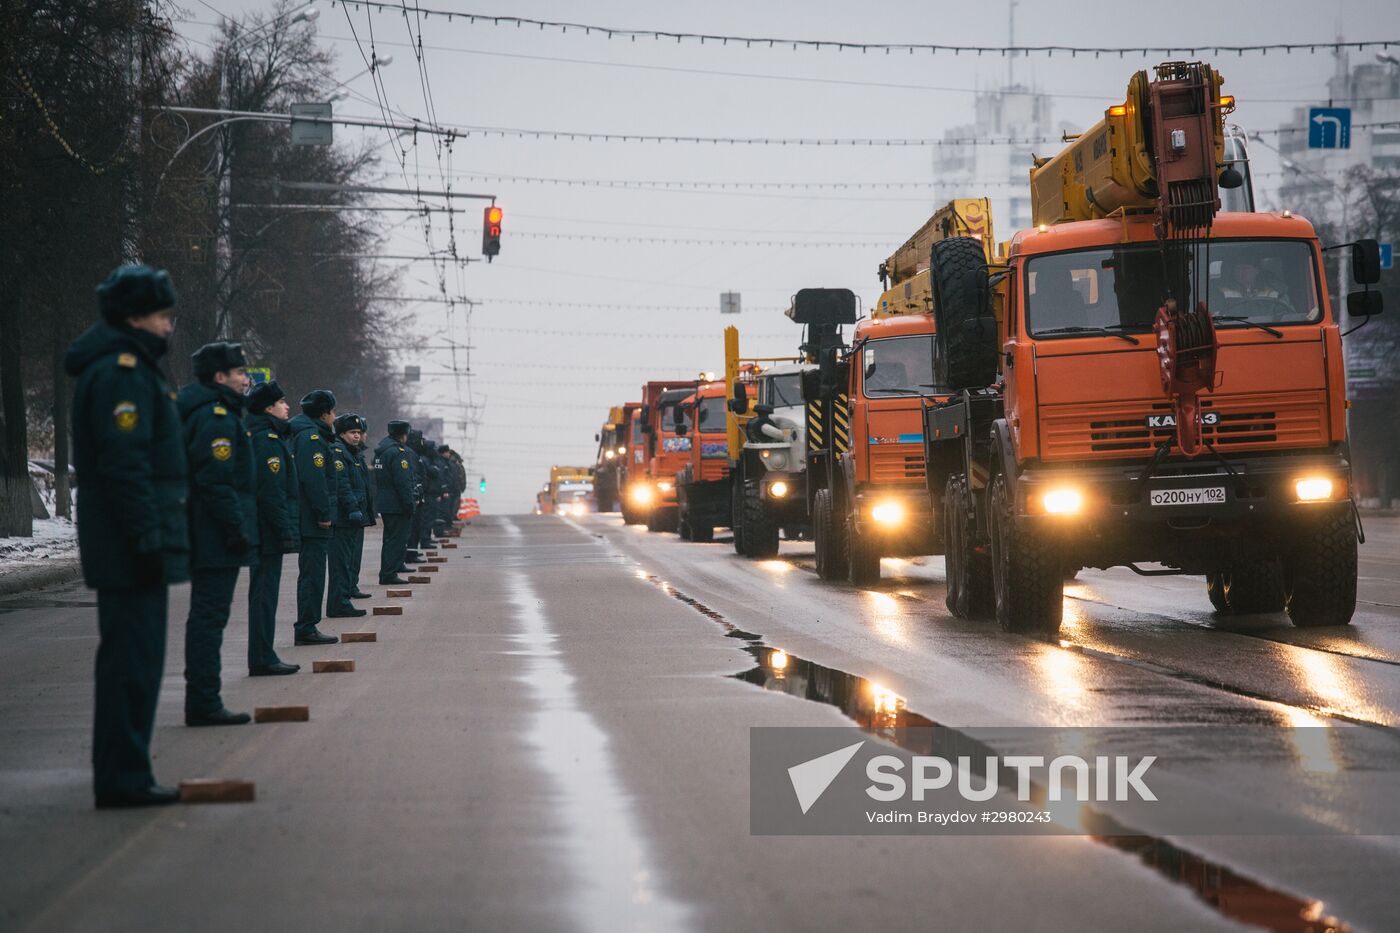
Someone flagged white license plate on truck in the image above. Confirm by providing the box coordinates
[1150,487,1226,507]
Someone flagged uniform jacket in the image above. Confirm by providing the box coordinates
[176,382,259,569]
[373,435,416,514]
[65,322,190,589]
[247,411,301,554]
[330,436,369,528]
[288,413,338,537]
[356,443,377,523]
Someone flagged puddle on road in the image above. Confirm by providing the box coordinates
[639,571,1351,933]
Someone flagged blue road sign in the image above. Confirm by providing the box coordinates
[1308,107,1351,149]
[1382,243,1394,271]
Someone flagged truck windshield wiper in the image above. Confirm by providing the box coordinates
[1213,315,1284,338]
[866,387,918,395]
[1035,326,1141,345]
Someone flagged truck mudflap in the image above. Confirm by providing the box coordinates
[1013,452,1352,570]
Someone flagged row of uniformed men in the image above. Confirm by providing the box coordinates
[66,264,462,809]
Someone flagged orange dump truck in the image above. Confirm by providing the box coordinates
[629,379,700,532]
[673,379,734,542]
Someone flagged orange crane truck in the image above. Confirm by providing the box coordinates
[921,62,1381,637]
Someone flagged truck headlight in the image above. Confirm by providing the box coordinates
[630,484,654,505]
[1295,476,1334,502]
[604,450,616,460]
[870,500,905,527]
[768,480,789,498]
[1041,487,1084,515]
[657,481,674,493]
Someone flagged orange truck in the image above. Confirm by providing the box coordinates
[673,379,735,542]
[920,61,1382,637]
[629,379,701,532]
[803,276,948,585]
[620,407,647,525]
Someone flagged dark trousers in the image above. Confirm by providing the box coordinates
[248,552,284,669]
[296,536,329,634]
[379,512,412,582]
[94,586,168,795]
[409,503,424,551]
[184,566,240,716]
[328,525,363,612]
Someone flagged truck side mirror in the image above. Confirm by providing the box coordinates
[594,433,600,442]
[728,396,748,414]
[1353,239,1382,285]
[1347,290,1384,318]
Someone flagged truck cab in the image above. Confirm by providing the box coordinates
[674,380,733,542]
[549,466,595,517]
[593,403,638,513]
[632,380,700,532]
[620,408,647,525]
[728,361,814,558]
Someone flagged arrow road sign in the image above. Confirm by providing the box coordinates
[1308,107,1351,149]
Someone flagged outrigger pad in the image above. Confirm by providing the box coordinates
[790,288,857,325]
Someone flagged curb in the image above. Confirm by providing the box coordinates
[0,558,84,597]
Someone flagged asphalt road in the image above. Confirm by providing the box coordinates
[2,514,1399,932]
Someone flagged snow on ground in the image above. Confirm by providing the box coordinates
[0,517,79,579]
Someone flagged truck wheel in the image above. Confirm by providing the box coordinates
[678,515,694,541]
[742,481,780,559]
[989,473,1063,638]
[692,524,714,543]
[1206,560,1285,614]
[731,482,746,554]
[1283,509,1357,628]
[931,236,998,390]
[621,502,638,525]
[846,515,881,586]
[813,488,843,581]
[944,475,993,618]
[646,509,662,533]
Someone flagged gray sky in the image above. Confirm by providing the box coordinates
[183,0,1400,512]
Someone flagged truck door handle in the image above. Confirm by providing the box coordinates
[1004,351,1014,368]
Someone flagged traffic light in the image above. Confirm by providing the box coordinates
[478,476,487,493]
[482,205,502,261]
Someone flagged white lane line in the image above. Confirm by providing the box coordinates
[499,518,690,933]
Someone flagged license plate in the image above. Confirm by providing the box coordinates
[1150,487,1226,507]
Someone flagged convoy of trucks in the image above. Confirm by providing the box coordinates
[554,61,1381,636]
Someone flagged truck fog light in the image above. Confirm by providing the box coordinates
[657,481,674,493]
[1042,487,1084,515]
[1295,476,1334,502]
[769,480,789,498]
[870,500,905,527]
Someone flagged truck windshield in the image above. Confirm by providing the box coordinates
[696,396,727,432]
[767,374,803,408]
[862,335,935,397]
[631,418,642,444]
[1026,239,1322,339]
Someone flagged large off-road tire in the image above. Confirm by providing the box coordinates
[741,480,781,559]
[692,523,714,543]
[846,513,882,586]
[930,236,999,390]
[989,473,1063,638]
[731,481,746,555]
[1283,509,1357,628]
[678,514,694,541]
[1206,559,1285,614]
[621,501,641,525]
[813,488,843,581]
[944,474,993,619]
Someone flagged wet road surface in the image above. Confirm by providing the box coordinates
[2,514,1398,931]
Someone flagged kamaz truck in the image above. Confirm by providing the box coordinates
[593,403,638,512]
[673,379,733,542]
[919,62,1381,637]
[631,379,700,532]
[724,326,817,559]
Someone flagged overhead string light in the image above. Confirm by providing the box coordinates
[327,3,1396,58]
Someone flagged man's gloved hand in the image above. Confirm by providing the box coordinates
[224,526,251,555]
[348,510,365,525]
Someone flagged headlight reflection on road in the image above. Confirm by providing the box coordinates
[758,560,792,574]
[863,591,909,645]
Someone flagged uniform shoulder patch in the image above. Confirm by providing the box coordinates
[310,433,320,440]
[212,405,229,416]
[312,452,326,468]
[267,456,282,474]
[267,432,278,439]
[334,458,345,471]
[211,437,233,461]
[401,459,410,469]
[113,401,139,432]
[116,353,138,368]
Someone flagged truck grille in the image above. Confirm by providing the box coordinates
[869,444,925,483]
[1040,393,1328,461]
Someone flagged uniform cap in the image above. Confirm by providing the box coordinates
[333,412,365,435]
[192,341,247,380]
[300,389,337,418]
[97,265,177,324]
[247,379,286,414]
[387,419,411,437]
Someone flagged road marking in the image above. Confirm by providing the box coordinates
[500,519,690,932]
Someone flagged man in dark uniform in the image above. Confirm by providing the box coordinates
[178,342,259,726]
[66,264,188,808]
[290,390,340,646]
[245,380,301,676]
[416,435,442,551]
[374,420,416,585]
[327,413,369,618]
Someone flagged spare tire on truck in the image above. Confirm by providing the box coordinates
[931,236,999,390]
